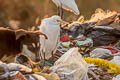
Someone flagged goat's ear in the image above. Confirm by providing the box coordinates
[35,30,48,39]
[15,29,26,40]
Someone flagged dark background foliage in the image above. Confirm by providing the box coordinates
[0,0,120,29]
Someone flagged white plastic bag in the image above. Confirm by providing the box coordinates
[32,74,47,80]
[7,63,32,72]
[111,56,120,66]
[50,48,89,80]
[90,48,112,58]
[112,74,120,80]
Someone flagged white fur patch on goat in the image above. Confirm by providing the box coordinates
[32,43,36,48]
[22,45,36,61]
[37,42,40,47]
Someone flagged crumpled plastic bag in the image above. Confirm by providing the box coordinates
[87,25,120,46]
[61,42,71,48]
[73,38,93,47]
[9,71,27,80]
[35,72,60,80]
[50,48,89,80]
[100,46,119,54]
[61,38,93,48]
[90,48,113,58]
[31,74,47,80]
[7,63,32,72]
[0,62,32,73]
[110,56,120,66]
[112,74,120,80]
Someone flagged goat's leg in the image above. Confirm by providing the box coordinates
[40,49,45,66]
[36,52,40,62]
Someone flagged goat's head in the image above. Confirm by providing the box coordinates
[15,29,47,62]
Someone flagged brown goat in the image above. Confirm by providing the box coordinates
[0,28,47,63]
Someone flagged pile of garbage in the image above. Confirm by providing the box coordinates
[1,12,120,80]
[56,13,120,80]
[0,48,89,80]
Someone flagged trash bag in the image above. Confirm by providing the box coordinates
[114,40,120,50]
[35,72,60,80]
[50,48,89,80]
[111,56,120,66]
[15,54,41,68]
[9,71,27,80]
[100,46,119,54]
[31,74,47,80]
[72,38,93,47]
[112,74,120,80]
[90,48,113,58]
[61,42,71,48]
[7,63,32,72]
[65,20,120,46]
[86,26,120,46]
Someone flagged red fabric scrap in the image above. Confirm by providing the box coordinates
[101,46,119,54]
[60,33,69,42]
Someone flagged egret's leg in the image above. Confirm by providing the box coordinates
[39,52,42,60]
[59,4,64,19]
[51,51,54,58]
[51,51,55,62]
[57,6,60,16]
[61,7,64,19]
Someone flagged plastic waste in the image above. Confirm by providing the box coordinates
[10,71,27,80]
[87,25,120,46]
[60,33,69,42]
[110,56,120,66]
[90,48,113,58]
[101,46,119,54]
[7,63,32,72]
[61,42,70,48]
[35,72,60,80]
[50,48,89,80]
[32,74,47,80]
[73,38,93,47]
[112,74,120,80]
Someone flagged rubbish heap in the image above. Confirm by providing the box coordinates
[1,11,120,80]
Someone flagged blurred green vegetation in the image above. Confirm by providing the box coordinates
[0,0,120,29]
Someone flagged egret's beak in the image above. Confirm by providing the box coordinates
[57,20,69,25]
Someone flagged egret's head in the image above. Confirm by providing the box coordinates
[51,15,61,20]
[51,15,61,24]
[42,15,69,26]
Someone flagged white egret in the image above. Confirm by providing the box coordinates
[52,0,80,18]
[38,15,62,62]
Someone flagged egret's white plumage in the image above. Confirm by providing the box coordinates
[38,15,61,60]
[52,0,80,15]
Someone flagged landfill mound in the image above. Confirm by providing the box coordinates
[0,9,120,80]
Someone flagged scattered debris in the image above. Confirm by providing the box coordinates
[50,48,89,80]
[0,10,120,80]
